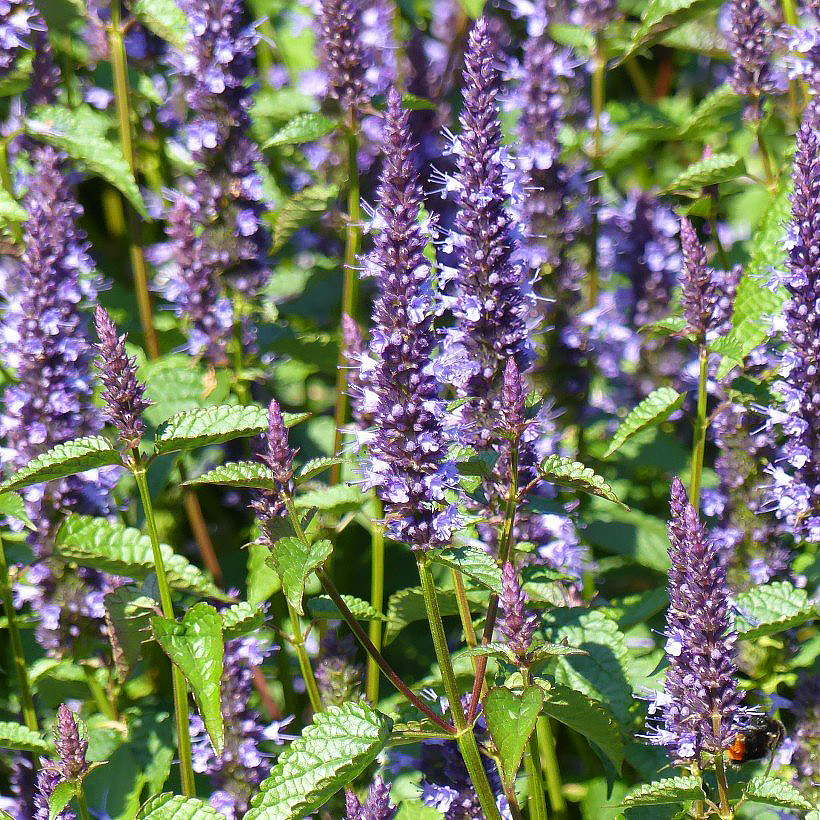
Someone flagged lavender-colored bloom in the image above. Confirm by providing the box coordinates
[345,775,396,819]
[679,217,728,341]
[764,120,820,543]
[438,18,537,446]
[576,0,616,29]
[789,674,819,804]
[785,18,820,130]
[727,0,779,113]
[28,12,60,105]
[645,477,746,762]
[500,358,527,436]
[190,637,273,818]
[499,562,537,656]
[33,763,75,820]
[94,306,151,451]
[53,703,88,781]
[0,0,31,77]
[358,89,457,552]
[342,313,372,431]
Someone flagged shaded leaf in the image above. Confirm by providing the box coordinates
[395,803,444,819]
[272,184,339,252]
[0,188,26,222]
[104,584,155,682]
[270,537,332,615]
[247,543,280,608]
[679,84,741,137]
[307,594,387,621]
[539,455,624,507]
[665,153,744,192]
[0,491,34,529]
[263,113,337,148]
[620,776,705,807]
[296,457,343,483]
[0,721,50,754]
[621,0,722,60]
[221,601,264,639]
[430,545,502,594]
[182,461,276,490]
[385,586,487,645]
[151,603,224,755]
[484,686,543,790]
[132,0,189,50]
[604,387,684,458]
[293,484,364,511]
[733,581,817,641]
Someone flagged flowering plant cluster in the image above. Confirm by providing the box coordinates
[0,0,817,818]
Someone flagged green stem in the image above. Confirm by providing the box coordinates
[286,599,323,713]
[132,464,195,797]
[76,789,91,820]
[525,732,549,820]
[417,557,502,820]
[624,57,652,103]
[712,714,732,818]
[82,665,116,721]
[331,121,361,483]
[451,568,481,679]
[108,0,159,359]
[0,533,38,733]
[366,498,385,704]
[0,141,22,245]
[689,343,709,510]
[755,121,776,193]
[588,35,606,309]
[537,716,567,817]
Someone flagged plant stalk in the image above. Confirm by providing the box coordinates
[366,498,385,703]
[76,789,91,820]
[537,716,568,817]
[417,557,502,820]
[286,598,323,713]
[689,343,709,510]
[451,568,481,678]
[108,0,159,359]
[331,120,361,483]
[0,533,38,732]
[525,733,549,820]
[588,34,606,309]
[133,465,195,797]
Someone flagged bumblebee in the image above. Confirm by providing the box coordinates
[727,715,785,764]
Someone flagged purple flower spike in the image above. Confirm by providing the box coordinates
[33,764,74,820]
[727,0,779,115]
[440,17,537,446]
[577,0,616,30]
[345,775,396,819]
[501,358,527,437]
[53,703,88,782]
[0,0,31,78]
[645,477,746,762]
[499,562,537,657]
[94,306,151,451]
[342,313,372,431]
[679,217,726,340]
[360,88,457,552]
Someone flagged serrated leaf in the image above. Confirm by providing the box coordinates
[0,436,120,493]
[484,686,543,790]
[540,608,633,725]
[733,581,817,640]
[528,641,588,661]
[296,457,343,483]
[429,545,503,594]
[247,543,280,608]
[271,184,339,252]
[55,514,225,600]
[0,491,34,529]
[151,603,224,755]
[604,387,685,458]
[459,641,516,662]
[385,586,487,645]
[641,316,688,336]
[401,92,436,111]
[679,85,741,137]
[221,601,264,639]
[0,721,50,754]
[666,153,745,193]
[104,584,155,682]
[270,537,332,615]
[246,701,392,819]
[132,0,189,50]
[307,594,387,621]
[742,776,814,811]
[182,461,276,490]
[263,113,337,148]
[137,793,222,819]
[26,106,147,217]
[539,455,624,507]
[622,0,722,60]
[539,683,624,771]
[620,776,705,807]
[0,188,26,222]
[293,484,363,511]
[49,781,76,820]
[154,404,307,454]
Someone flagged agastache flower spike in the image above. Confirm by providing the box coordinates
[94,306,151,452]
[727,0,779,116]
[501,358,527,437]
[499,562,537,657]
[53,703,88,782]
[360,88,457,552]
[345,775,397,819]
[33,764,75,820]
[577,0,616,30]
[439,18,537,446]
[678,217,725,341]
[645,477,746,762]
[0,0,31,78]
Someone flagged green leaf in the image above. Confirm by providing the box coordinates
[307,594,387,621]
[0,53,33,98]
[484,686,543,790]
[131,0,189,50]
[104,584,155,682]
[540,608,633,725]
[538,455,624,507]
[263,113,337,148]
[620,776,705,807]
[665,153,745,193]
[26,106,147,217]
[742,776,814,811]
[401,93,437,111]
[622,0,722,60]
[154,404,308,454]
[713,186,789,378]
[181,461,276,490]
[253,89,318,120]
[271,184,339,252]
[0,436,120,493]
[528,641,588,661]
[55,514,225,600]
[538,683,624,771]
[0,188,26,222]
[0,491,34,529]
[584,500,670,571]
[429,545,503,594]
[270,537,332,615]
[247,543,280,608]
[293,484,364,511]
[151,603,225,756]
[395,803,444,819]
[459,641,516,662]
[49,781,76,820]
[0,721,50,754]
[221,601,264,639]
[604,387,685,458]
[246,701,393,819]
[733,581,817,640]
[137,793,222,819]
[296,457,343,483]
[128,710,174,798]
[679,85,741,137]
[385,586,487,645]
